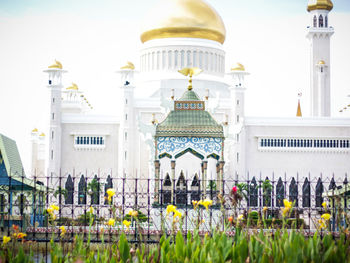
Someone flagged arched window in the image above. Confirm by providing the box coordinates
[174,50,178,68]
[191,174,200,201]
[78,175,87,205]
[263,177,272,207]
[104,175,113,205]
[315,177,324,207]
[162,174,172,204]
[319,15,324,28]
[89,175,100,205]
[176,172,187,205]
[289,177,298,207]
[65,174,74,205]
[313,15,317,27]
[325,16,328,27]
[276,177,284,207]
[249,177,258,207]
[302,178,311,207]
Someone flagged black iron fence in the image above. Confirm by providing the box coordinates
[0,171,349,244]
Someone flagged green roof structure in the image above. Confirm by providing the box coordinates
[0,133,46,191]
[156,89,224,138]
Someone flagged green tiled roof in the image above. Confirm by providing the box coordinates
[156,110,224,137]
[0,133,25,177]
[179,90,201,101]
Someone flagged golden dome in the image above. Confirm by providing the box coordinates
[39,133,45,137]
[31,128,38,133]
[231,63,245,71]
[307,0,333,12]
[140,0,226,44]
[318,60,326,65]
[67,83,78,91]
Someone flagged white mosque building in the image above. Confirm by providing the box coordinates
[31,0,350,208]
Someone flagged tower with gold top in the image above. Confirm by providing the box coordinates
[307,0,334,117]
[44,61,67,180]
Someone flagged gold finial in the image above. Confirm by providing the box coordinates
[296,93,302,117]
[178,67,203,90]
[67,82,78,90]
[48,60,63,69]
[171,89,175,100]
[231,63,245,71]
[120,61,135,70]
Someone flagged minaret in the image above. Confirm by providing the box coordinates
[306,0,334,117]
[117,62,136,178]
[30,129,46,176]
[43,60,67,182]
[227,63,249,179]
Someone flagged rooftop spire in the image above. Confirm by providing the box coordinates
[178,67,203,90]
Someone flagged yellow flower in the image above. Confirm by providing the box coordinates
[50,204,59,211]
[123,220,131,229]
[237,214,244,221]
[47,207,54,214]
[192,200,199,210]
[107,218,115,226]
[318,219,326,230]
[322,202,327,210]
[89,206,94,214]
[106,188,115,201]
[321,213,331,221]
[174,210,182,219]
[59,226,66,237]
[283,199,292,209]
[128,210,138,217]
[166,204,177,215]
[17,233,27,239]
[2,236,10,245]
[263,207,268,213]
[282,207,289,217]
[201,199,213,210]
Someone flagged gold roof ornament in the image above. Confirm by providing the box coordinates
[318,60,326,65]
[39,133,45,137]
[140,0,226,44]
[48,60,63,69]
[120,61,135,70]
[307,0,333,12]
[178,67,203,90]
[66,83,78,90]
[32,128,38,133]
[231,63,245,71]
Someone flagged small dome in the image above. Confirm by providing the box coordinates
[140,0,226,44]
[307,0,333,12]
[32,128,38,133]
[66,83,78,91]
[318,60,326,65]
[231,63,245,71]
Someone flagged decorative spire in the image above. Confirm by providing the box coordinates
[48,60,63,69]
[297,93,302,117]
[178,67,203,90]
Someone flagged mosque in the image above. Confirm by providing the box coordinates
[30,0,350,208]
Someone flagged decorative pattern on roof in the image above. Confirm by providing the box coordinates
[179,90,201,101]
[0,133,25,177]
[156,88,223,138]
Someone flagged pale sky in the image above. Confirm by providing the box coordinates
[0,0,349,173]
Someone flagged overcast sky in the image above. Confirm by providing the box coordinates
[0,0,349,173]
